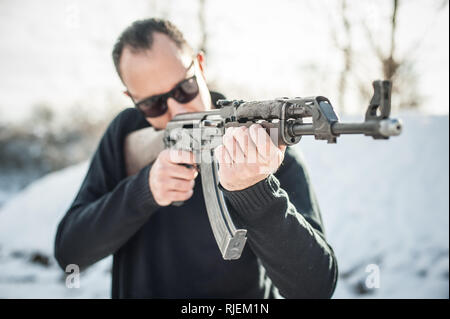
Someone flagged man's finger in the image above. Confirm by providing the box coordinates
[166,162,198,180]
[232,126,259,164]
[166,177,195,192]
[161,149,196,165]
[214,145,233,166]
[223,127,245,164]
[167,190,194,202]
[249,124,279,161]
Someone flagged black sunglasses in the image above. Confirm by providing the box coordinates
[131,62,199,118]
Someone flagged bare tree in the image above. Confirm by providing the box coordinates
[383,0,400,80]
[363,0,422,111]
[331,0,353,114]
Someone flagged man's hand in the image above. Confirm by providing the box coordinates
[214,124,286,191]
[149,149,198,206]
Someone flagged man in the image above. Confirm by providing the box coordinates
[54,18,338,298]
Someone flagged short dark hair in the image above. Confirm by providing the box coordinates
[112,18,193,79]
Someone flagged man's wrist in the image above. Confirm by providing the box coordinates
[219,174,268,192]
[129,163,162,213]
[219,174,281,222]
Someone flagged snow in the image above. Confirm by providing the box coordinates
[299,114,449,298]
[0,114,448,298]
[0,162,112,298]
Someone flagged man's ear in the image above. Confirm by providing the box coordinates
[196,51,206,75]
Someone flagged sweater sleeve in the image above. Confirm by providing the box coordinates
[221,147,338,299]
[54,109,161,270]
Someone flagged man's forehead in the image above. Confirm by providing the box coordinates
[120,33,192,99]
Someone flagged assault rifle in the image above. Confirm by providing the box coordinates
[136,80,402,260]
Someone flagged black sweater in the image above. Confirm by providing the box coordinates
[54,93,338,299]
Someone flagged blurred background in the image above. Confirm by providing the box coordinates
[0,0,448,298]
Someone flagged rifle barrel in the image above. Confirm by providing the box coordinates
[292,118,402,138]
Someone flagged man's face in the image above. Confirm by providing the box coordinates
[120,32,212,129]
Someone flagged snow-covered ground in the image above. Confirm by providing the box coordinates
[0,161,112,298]
[0,114,448,298]
[302,114,449,298]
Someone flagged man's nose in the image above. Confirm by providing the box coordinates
[167,98,190,117]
